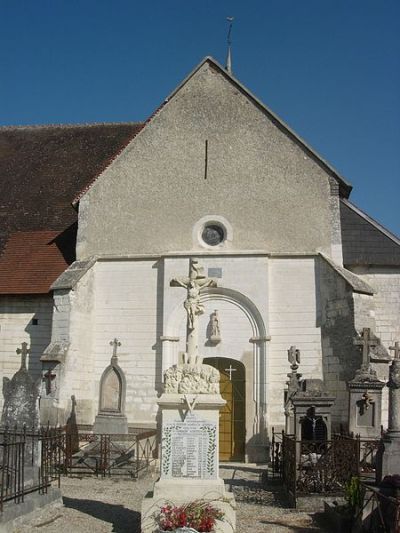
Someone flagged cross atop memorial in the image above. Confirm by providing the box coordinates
[389,341,400,360]
[16,342,30,370]
[110,338,121,363]
[354,328,377,365]
[170,259,217,362]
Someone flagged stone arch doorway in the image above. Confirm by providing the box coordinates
[204,357,245,462]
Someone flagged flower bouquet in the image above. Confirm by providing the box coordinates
[156,500,224,532]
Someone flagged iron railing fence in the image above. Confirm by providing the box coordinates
[0,425,157,514]
[282,434,360,500]
[334,433,381,479]
[64,428,157,478]
[0,425,63,512]
[270,427,285,478]
[360,483,400,533]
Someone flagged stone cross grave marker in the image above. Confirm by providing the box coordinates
[16,341,30,369]
[110,337,121,362]
[354,327,378,365]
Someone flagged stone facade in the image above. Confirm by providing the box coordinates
[0,57,399,462]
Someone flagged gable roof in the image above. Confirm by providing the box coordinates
[0,122,144,256]
[341,198,400,266]
[0,231,70,294]
[72,56,352,205]
[169,57,353,195]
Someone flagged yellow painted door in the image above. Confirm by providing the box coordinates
[219,371,233,461]
[204,358,246,462]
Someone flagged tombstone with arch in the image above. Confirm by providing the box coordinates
[93,339,128,434]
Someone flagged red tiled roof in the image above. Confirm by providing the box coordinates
[0,231,69,294]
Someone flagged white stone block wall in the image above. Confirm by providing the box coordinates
[0,295,53,412]
[353,267,400,428]
[318,258,361,428]
[93,260,160,427]
[268,257,323,431]
[57,268,96,424]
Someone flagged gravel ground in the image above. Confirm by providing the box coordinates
[12,466,327,533]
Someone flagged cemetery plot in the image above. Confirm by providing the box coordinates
[64,430,157,477]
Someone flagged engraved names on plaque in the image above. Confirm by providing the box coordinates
[161,413,217,479]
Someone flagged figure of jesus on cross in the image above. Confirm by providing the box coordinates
[171,259,217,362]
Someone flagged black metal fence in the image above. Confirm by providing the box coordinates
[281,433,361,501]
[360,483,400,532]
[0,425,63,512]
[0,425,157,514]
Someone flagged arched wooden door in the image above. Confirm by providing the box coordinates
[204,357,246,462]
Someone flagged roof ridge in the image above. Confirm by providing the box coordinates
[0,122,144,131]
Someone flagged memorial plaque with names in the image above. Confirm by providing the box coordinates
[161,413,217,479]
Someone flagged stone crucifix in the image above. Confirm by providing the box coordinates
[16,342,30,369]
[354,328,377,366]
[170,259,217,363]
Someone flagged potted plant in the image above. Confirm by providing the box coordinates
[155,500,225,532]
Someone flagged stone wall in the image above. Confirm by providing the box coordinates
[352,267,400,427]
[93,259,160,427]
[268,257,323,430]
[76,61,334,259]
[318,258,360,428]
[0,295,52,412]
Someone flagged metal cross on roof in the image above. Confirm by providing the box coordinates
[354,328,377,365]
[16,342,30,369]
[389,341,400,360]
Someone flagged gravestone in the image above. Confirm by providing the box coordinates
[291,379,335,441]
[1,342,39,432]
[348,328,385,439]
[65,395,79,455]
[377,341,400,479]
[1,342,40,477]
[93,338,128,434]
[0,343,62,529]
[141,259,236,533]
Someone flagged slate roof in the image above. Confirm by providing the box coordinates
[0,122,144,253]
[0,231,70,294]
[0,122,143,293]
[341,199,400,266]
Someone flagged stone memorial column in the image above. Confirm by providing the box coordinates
[141,362,236,533]
[348,328,386,439]
[378,342,400,478]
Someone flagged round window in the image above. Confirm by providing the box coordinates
[202,224,225,246]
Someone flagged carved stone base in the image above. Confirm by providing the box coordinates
[141,485,236,533]
[92,413,128,434]
[376,433,400,481]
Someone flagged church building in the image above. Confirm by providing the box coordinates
[1,57,399,462]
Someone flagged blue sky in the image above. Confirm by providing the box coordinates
[1,0,399,236]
